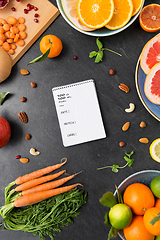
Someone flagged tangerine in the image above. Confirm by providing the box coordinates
[139,4,160,32]
[155,198,160,209]
[123,183,155,215]
[124,215,155,240]
[143,207,160,235]
[39,35,63,58]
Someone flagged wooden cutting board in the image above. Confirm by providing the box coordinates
[0,0,60,66]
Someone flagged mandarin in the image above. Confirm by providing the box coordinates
[39,35,63,58]
[143,207,160,235]
[123,183,155,215]
[124,215,155,240]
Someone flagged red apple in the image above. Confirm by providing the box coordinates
[0,116,11,148]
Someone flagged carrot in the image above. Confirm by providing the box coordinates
[15,170,66,192]
[14,184,83,207]
[22,171,82,195]
[15,158,67,185]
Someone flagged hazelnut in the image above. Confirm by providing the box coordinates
[30,82,37,88]
[109,68,115,75]
[140,121,146,128]
[20,97,27,102]
[25,134,31,140]
[119,141,125,147]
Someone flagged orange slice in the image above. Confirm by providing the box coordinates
[61,0,94,31]
[105,0,133,30]
[77,0,114,29]
[140,33,160,74]
[132,0,144,16]
[139,4,160,32]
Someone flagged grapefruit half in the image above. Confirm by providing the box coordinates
[61,0,95,31]
[140,33,160,74]
[144,62,160,105]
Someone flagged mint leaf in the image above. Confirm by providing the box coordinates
[27,48,51,65]
[108,226,118,240]
[99,192,117,207]
[96,38,103,50]
[104,211,111,226]
[0,92,9,105]
[95,51,103,63]
[89,51,97,58]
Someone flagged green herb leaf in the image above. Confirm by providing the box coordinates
[112,165,119,173]
[149,212,160,225]
[27,47,51,65]
[125,151,134,158]
[0,92,9,105]
[108,226,118,240]
[95,50,103,63]
[104,211,111,226]
[96,38,103,50]
[89,51,98,58]
[99,191,117,207]
[115,185,123,204]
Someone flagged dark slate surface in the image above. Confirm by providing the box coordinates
[0,0,160,239]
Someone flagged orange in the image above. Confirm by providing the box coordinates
[140,33,160,74]
[39,35,63,58]
[77,0,114,29]
[124,215,155,240]
[105,0,133,30]
[61,0,94,31]
[132,0,144,16]
[139,4,160,32]
[143,207,160,235]
[123,183,155,215]
[155,198,160,209]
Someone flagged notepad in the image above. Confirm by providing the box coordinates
[52,80,106,147]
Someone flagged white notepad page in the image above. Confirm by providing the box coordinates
[52,80,106,147]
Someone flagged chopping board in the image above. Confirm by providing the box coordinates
[0,0,60,66]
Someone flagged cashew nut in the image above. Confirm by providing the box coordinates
[125,103,135,113]
[30,148,40,156]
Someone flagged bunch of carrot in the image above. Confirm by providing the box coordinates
[0,158,83,217]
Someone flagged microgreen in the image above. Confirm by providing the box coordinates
[97,151,134,172]
[27,47,51,65]
[0,92,9,105]
[89,38,122,63]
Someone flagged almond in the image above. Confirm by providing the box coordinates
[20,69,29,75]
[139,138,149,143]
[20,157,29,163]
[119,83,130,93]
[122,122,130,131]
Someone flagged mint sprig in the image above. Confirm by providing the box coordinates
[89,38,122,63]
[97,151,134,172]
[0,92,9,105]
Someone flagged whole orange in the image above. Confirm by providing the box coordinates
[40,35,62,58]
[124,215,155,240]
[155,198,160,209]
[143,207,160,235]
[123,183,155,215]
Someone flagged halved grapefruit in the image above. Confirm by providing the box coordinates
[61,0,94,31]
[144,62,160,105]
[140,33,160,74]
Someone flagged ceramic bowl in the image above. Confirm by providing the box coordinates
[56,0,145,37]
[116,170,160,240]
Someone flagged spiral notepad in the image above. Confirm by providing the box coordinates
[52,80,106,147]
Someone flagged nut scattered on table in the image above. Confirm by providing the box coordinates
[119,141,125,147]
[30,82,37,88]
[125,103,135,113]
[18,111,28,123]
[109,68,115,75]
[20,69,30,75]
[119,83,130,93]
[25,134,31,140]
[30,148,40,156]
[140,121,146,128]
[139,138,149,143]
[20,157,29,163]
[122,122,130,131]
[20,97,27,102]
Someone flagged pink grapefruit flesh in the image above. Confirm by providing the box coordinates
[144,62,160,105]
[140,33,160,74]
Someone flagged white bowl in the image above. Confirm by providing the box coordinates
[56,0,145,37]
[116,170,160,240]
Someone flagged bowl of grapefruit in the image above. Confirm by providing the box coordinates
[56,0,145,36]
[116,170,160,240]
